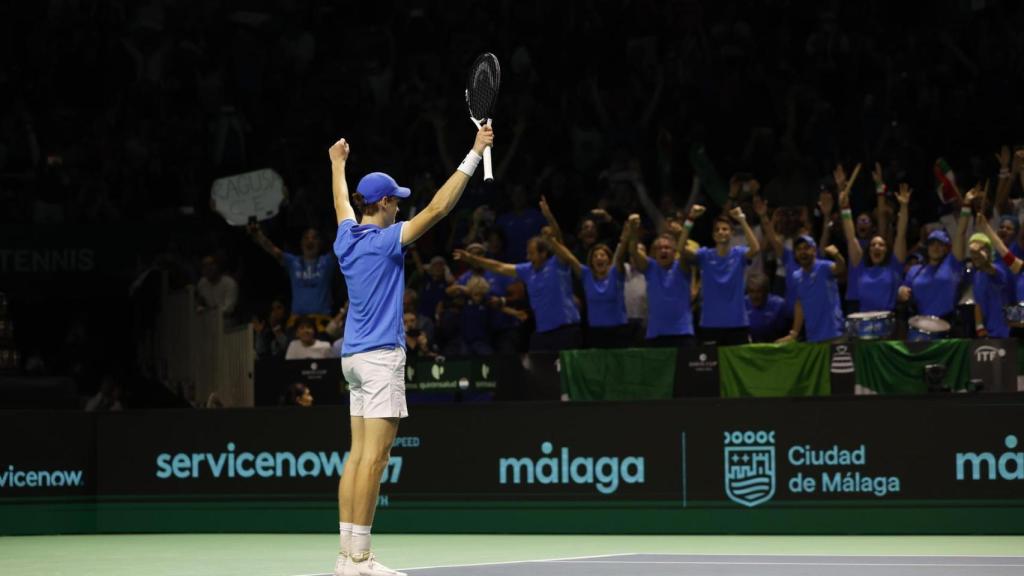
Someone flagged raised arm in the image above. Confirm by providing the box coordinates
[824,244,846,278]
[611,221,630,273]
[626,213,648,272]
[873,162,892,246]
[753,194,784,260]
[402,125,494,246]
[246,222,284,264]
[977,212,1024,274]
[538,195,564,244]
[956,184,984,261]
[817,189,834,257]
[894,184,911,263]
[676,204,704,262]
[329,138,356,224]
[453,248,517,278]
[541,229,583,276]
[838,186,862,267]
[730,206,760,260]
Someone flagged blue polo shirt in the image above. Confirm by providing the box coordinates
[854,256,904,312]
[580,266,627,327]
[515,256,580,333]
[643,258,694,338]
[903,254,962,317]
[746,293,788,342]
[974,265,1010,338]
[333,220,406,355]
[793,259,844,342]
[282,252,334,315]
[697,246,750,328]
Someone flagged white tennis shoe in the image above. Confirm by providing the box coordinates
[345,553,406,576]
[333,552,350,576]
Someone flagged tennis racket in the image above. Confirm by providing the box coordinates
[465,53,501,182]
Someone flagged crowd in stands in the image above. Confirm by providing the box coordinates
[5,1,1024,403]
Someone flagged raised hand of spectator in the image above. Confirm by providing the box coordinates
[833,163,848,191]
[896,183,912,206]
[1014,149,1024,176]
[688,204,706,220]
[996,146,1011,171]
[452,248,471,263]
[728,206,746,222]
[872,161,884,188]
[627,213,642,232]
[823,244,840,259]
[539,195,554,220]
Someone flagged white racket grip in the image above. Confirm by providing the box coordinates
[483,119,494,182]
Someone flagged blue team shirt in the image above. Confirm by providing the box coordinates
[793,259,845,342]
[854,256,904,312]
[643,257,694,338]
[746,294,788,342]
[903,254,962,317]
[580,266,627,327]
[283,252,334,315]
[697,246,750,328]
[974,265,1011,338]
[333,220,406,355]
[515,256,580,333]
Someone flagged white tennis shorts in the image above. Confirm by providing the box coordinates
[341,347,408,419]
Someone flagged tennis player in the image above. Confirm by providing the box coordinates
[330,123,493,576]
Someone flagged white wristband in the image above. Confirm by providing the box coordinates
[457,150,483,177]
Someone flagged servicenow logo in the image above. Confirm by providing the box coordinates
[155,442,402,482]
[956,435,1023,481]
[498,441,645,494]
[0,465,84,489]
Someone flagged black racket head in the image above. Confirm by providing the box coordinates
[465,53,501,122]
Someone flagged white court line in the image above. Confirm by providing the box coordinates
[286,552,637,575]
[555,560,1024,568]
[288,552,1024,575]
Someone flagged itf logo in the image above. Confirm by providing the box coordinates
[723,430,776,507]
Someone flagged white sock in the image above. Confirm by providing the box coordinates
[351,524,372,559]
[339,522,353,555]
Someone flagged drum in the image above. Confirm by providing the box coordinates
[846,311,895,340]
[907,315,951,341]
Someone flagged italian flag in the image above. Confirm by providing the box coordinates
[934,158,958,204]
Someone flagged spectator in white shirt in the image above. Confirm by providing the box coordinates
[285,315,331,359]
[196,253,238,316]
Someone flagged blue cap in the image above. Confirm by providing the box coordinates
[356,172,411,205]
[926,229,951,245]
[793,234,816,249]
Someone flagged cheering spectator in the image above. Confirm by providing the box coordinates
[248,224,335,321]
[196,253,238,316]
[839,182,910,313]
[285,316,331,360]
[454,231,582,352]
[253,298,290,358]
[543,221,630,348]
[898,187,971,329]
[627,213,695,347]
[778,236,846,343]
[746,273,788,342]
[684,205,761,345]
[967,223,1010,338]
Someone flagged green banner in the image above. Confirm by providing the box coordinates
[853,340,970,394]
[560,348,676,401]
[719,343,831,397]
